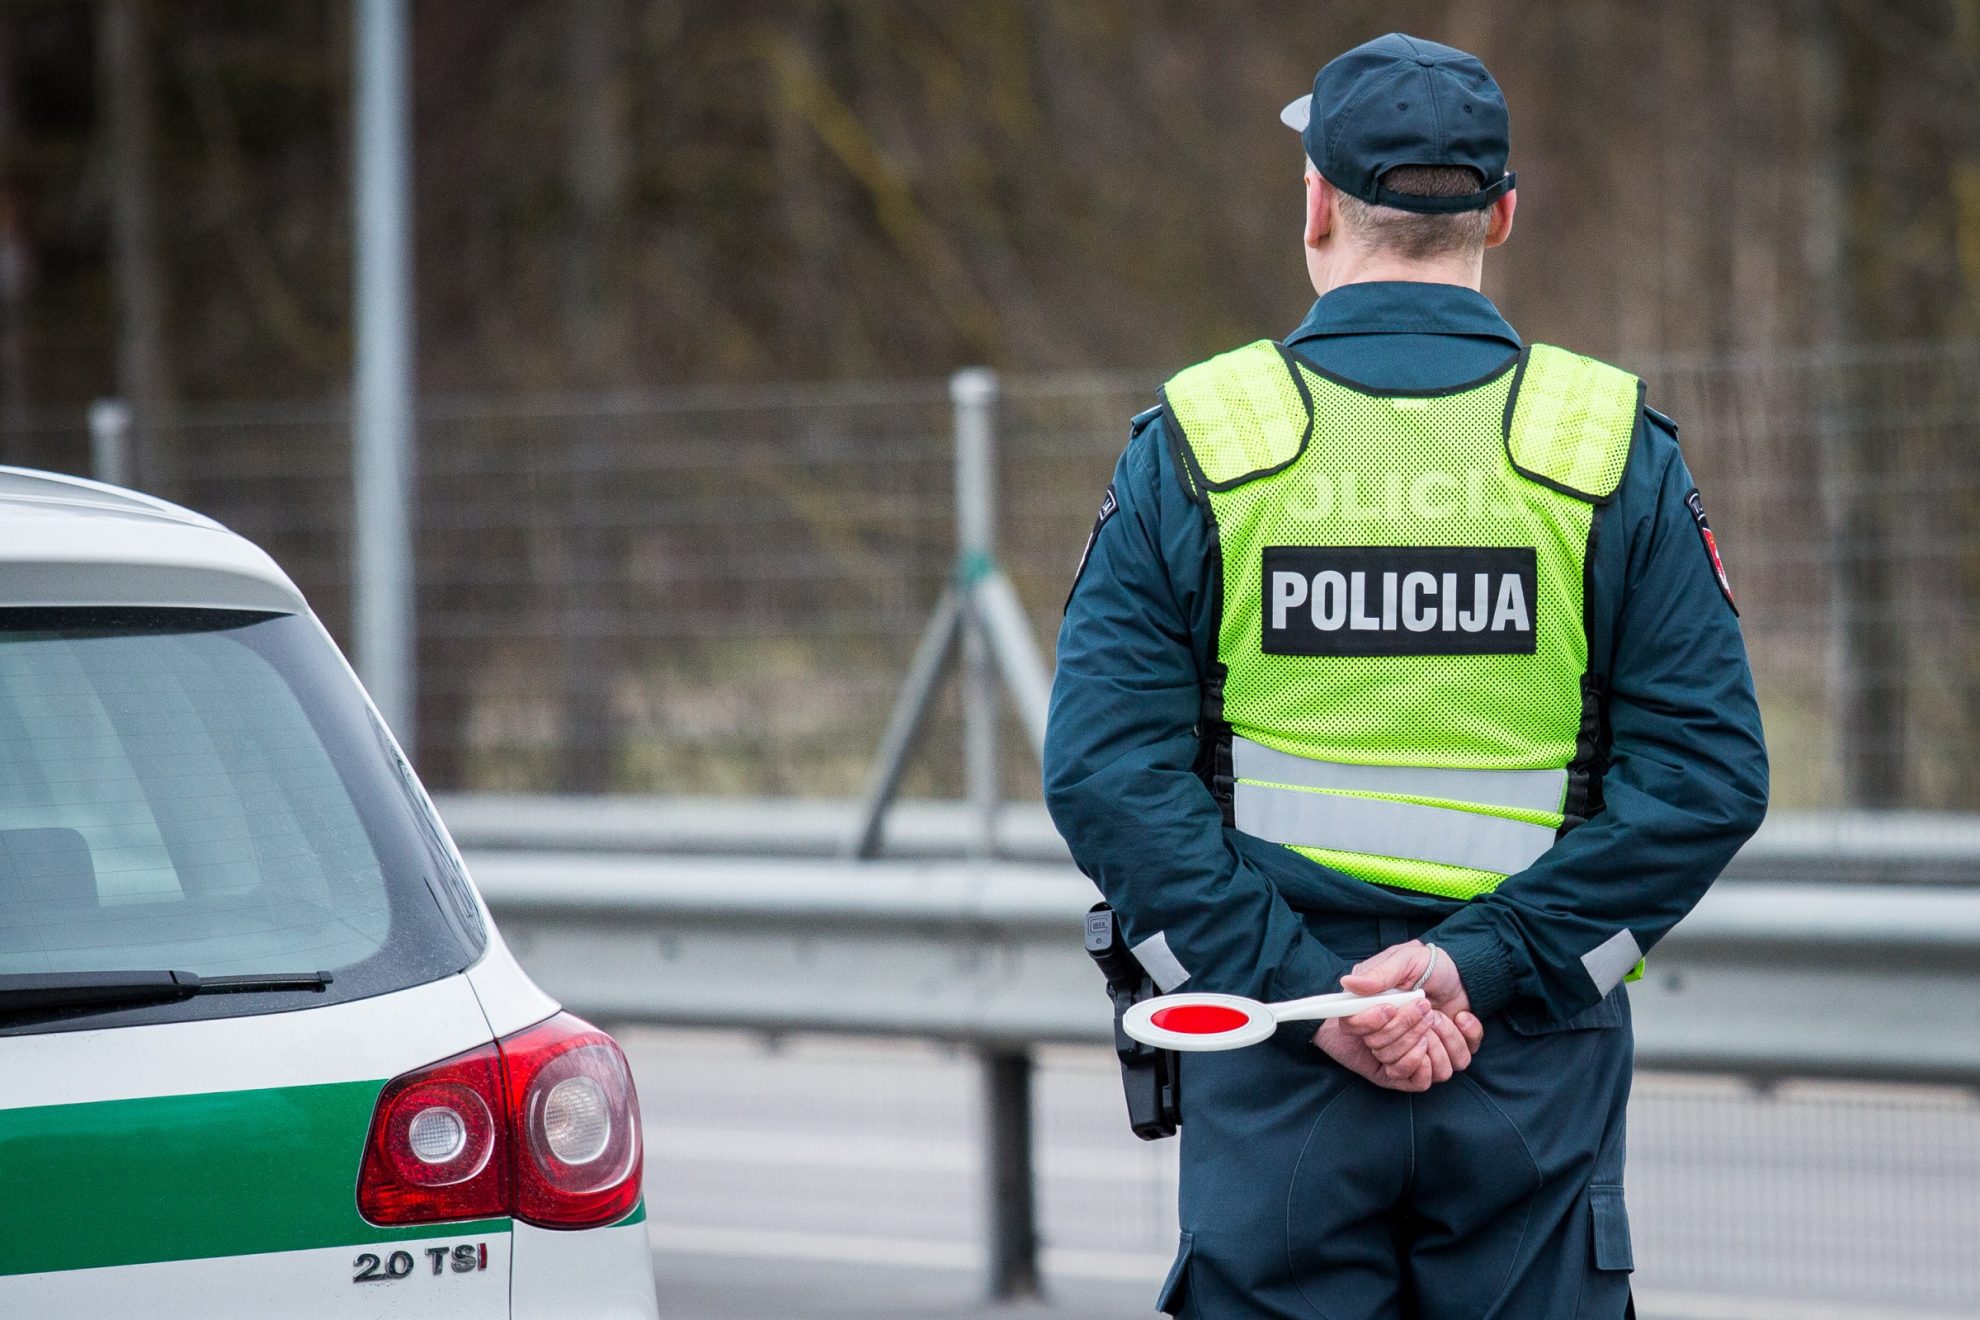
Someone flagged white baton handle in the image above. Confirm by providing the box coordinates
[1266,989,1424,1024]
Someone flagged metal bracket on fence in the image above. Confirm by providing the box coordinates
[848,368,1053,865]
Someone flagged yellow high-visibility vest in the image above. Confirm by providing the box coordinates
[1162,341,1638,900]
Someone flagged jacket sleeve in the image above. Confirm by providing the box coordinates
[1426,413,1770,1019]
[1044,413,1350,1001]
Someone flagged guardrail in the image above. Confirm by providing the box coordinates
[467,850,1980,1084]
[441,795,1980,885]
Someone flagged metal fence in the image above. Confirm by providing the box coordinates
[7,338,1980,810]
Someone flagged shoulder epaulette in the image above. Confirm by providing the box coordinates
[1161,340,1312,493]
[1504,344,1642,504]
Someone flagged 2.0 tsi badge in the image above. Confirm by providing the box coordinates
[353,1242,489,1283]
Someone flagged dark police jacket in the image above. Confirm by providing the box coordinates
[1043,281,1769,1024]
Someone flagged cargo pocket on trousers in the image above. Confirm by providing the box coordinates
[1590,1185,1633,1271]
[1579,1184,1634,1318]
[1157,1231,1193,1317]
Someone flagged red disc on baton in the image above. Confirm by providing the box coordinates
[1148,1004,1250,1035]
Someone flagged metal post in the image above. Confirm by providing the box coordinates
[956,368,1040,1299]
[352,0,416,751]
[980,1046,1041,1300]
[953,368,1000,858]
[99,0,170,493]
[87,399,132,488]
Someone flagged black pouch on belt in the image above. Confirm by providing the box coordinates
[1083,902,1180,1140]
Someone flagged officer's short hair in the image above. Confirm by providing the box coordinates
[1325,163,1495,261]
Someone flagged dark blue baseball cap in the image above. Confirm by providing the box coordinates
[1281,33,1514,214]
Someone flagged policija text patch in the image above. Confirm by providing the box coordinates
[1261,546,1538,657]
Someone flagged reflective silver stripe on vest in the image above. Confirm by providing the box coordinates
[1233,780,1558,876]
[1232,737,1569,815]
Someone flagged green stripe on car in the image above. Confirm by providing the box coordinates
[0,1080,509,1277]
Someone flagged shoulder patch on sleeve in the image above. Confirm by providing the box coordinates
[1064,482,1120,611]
[1684,486,1737,614]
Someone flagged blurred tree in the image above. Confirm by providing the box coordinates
[0,29,31,460]
[2,0,1978,802]
[557,0,631,792]
[0,0,1899,405]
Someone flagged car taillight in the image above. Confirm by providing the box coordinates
[357,1013,643,1230]
[357,1044,508,1224]
[501,1015,644,1228]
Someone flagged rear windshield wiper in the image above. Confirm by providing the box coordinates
[0,969,334,1016]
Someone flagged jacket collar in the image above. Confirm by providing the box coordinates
[1285,281,1521,347]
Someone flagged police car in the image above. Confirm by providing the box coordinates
[0,468,659,1317]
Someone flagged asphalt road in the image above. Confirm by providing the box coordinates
[619,1028,1980,1320]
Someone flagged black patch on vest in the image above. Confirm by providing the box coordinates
[1260,546,1539,656]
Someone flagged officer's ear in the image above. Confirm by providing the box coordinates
[1483,188,1517,249]
[1304,167,1336,248]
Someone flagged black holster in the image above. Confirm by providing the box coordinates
[1084,902,1180,1140]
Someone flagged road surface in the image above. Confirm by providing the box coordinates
[619,1028,1980,1320]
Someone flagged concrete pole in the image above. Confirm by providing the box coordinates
[952,367,1000,858]
[352,0,416,751]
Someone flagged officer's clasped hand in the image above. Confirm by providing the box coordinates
[1314,940,1483,1092]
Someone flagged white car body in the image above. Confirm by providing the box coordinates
[0,468,659,1317]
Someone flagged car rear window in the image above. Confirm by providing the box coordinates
[0,608,483,1034]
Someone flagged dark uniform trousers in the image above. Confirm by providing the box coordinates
[1161,925,1636,1320]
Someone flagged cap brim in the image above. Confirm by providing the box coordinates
[1280,94,1311,133]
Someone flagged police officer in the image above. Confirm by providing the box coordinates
[1044,33,1768,1320]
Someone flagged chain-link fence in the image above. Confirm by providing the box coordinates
[5,340,1979,810]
